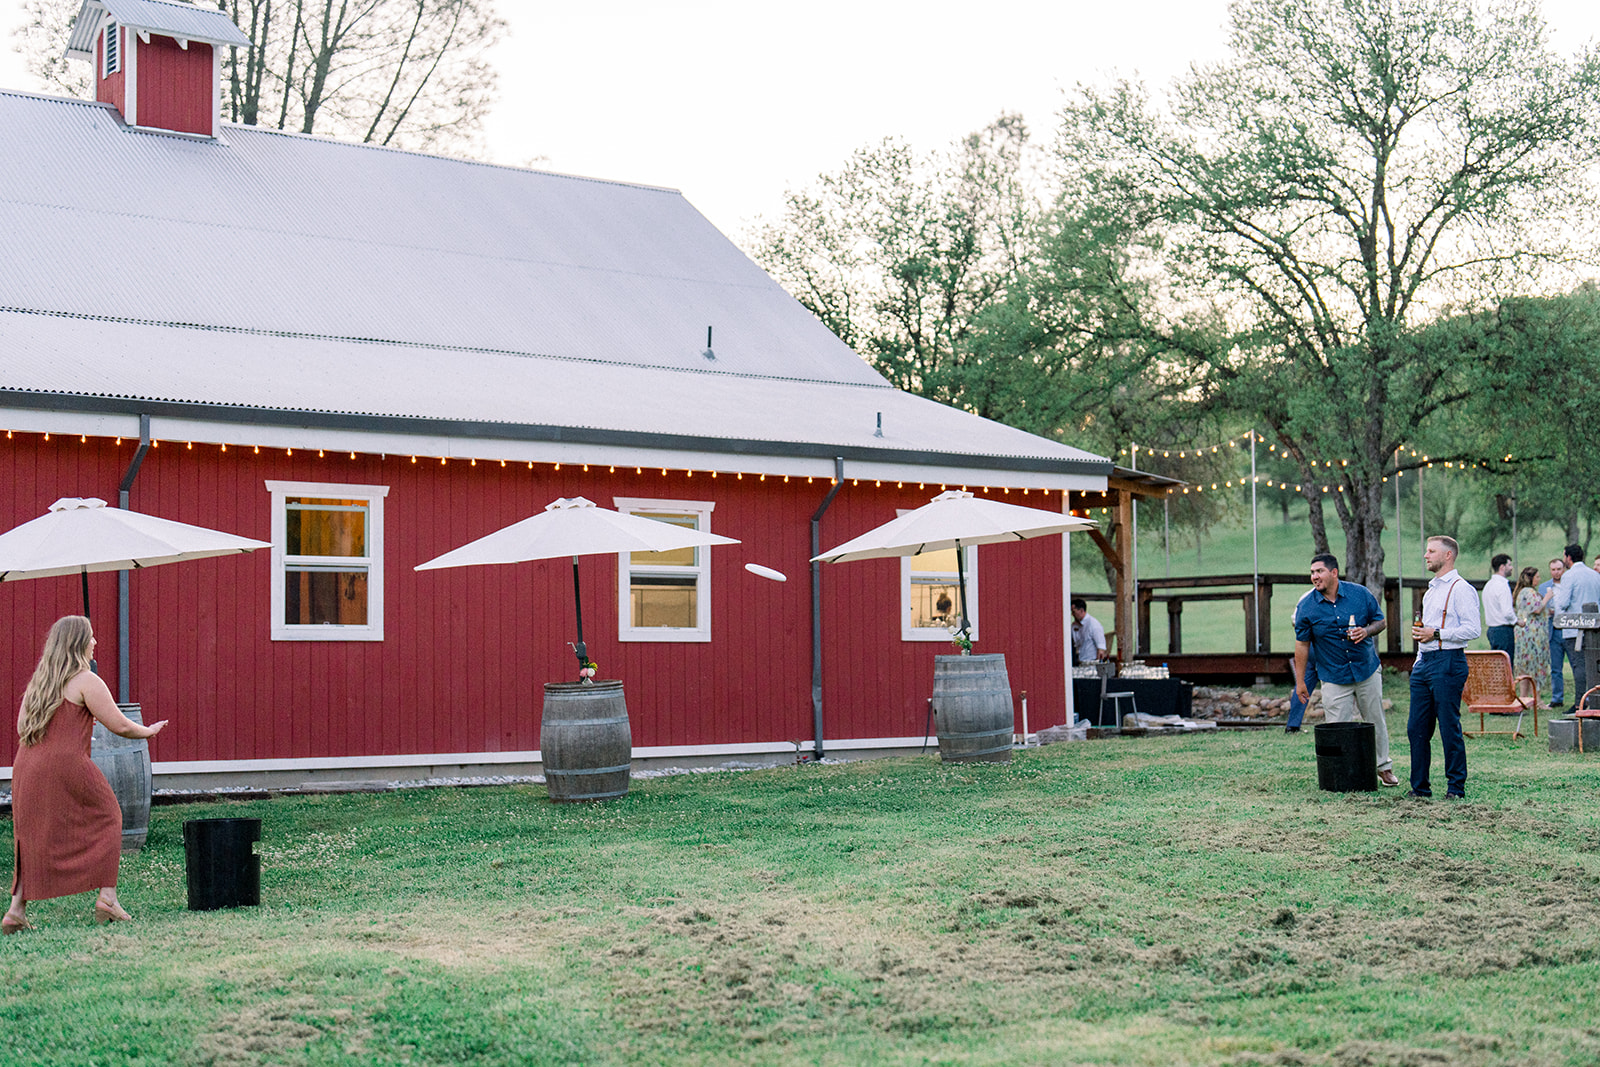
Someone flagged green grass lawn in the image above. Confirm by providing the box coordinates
[5,725,1598,1066]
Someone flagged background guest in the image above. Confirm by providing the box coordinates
[1540,558,1567,708]
[1483,553,1515,660]
[1553,544,1600,711]
[1071,598,1109,665]
[1512,565,1553,704]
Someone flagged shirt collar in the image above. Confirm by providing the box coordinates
[1431,568,1460,587]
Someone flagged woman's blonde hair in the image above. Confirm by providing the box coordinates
[17,615,93,746]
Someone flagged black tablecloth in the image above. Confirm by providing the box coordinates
[1071,678,1194,726]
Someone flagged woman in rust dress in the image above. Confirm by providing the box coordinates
[4,616,167,933]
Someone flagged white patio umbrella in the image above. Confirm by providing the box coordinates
[0,497,272,619]
[812,490,1097,645]
[416,496,740,677]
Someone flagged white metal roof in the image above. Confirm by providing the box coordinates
[0,88,1110,479]
[66,0,252,58]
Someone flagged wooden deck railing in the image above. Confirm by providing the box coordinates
[1079,573,1436,657]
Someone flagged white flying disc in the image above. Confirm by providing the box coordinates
[744,563,788,582]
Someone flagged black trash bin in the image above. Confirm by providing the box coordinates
[1313,721,1377,792]
[184,818,261,910]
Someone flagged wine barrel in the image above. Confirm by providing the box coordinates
[89,702,152,852]
[932,654,1014,764]
[541,681,632,802]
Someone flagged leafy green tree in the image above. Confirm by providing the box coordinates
[1451,284,1600,546]
[749,115,1038,417]
[1053,0,1600,591]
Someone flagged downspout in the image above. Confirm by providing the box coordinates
[116,414,152,703]
[809,457,845,760]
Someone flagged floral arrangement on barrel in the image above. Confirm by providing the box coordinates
[947,624,972,654]
[579,658,598,682]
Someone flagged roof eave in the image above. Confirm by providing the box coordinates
[0,389,1115,479]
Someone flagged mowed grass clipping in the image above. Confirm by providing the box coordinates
[5,724,1600,1066]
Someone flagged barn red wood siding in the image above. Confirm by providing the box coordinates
[136,36,214,136]
[96,25,127,117]
[1,434,1068,769]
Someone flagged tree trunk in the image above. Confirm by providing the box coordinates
[1340,477,1388,598]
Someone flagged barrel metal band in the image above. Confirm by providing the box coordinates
[547,764,632,776]
[938,728,1013,739]
[542,716,630,727]
[943,742,1014,757]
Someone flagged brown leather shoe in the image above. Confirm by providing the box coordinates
[1377,769,1400,787]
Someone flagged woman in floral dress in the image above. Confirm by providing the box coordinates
[1513,566,1554,703]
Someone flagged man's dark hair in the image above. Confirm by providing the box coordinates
[1071,597,1087,611]
[1492,553,1512,571]
[1311,553,1339,573]
[1567,543,1586,564]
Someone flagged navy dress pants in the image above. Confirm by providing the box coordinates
[1408,648,1468,798]
[1566,636,1590,710]
[1487,624,1514,661]
[1287,661,1319,730]
[1550,624,1566,703]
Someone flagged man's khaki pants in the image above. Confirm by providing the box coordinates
[1321,671,1392,772]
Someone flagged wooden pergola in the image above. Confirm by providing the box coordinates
[1069,466,1186,665]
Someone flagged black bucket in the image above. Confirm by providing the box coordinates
[183,818,261,910]
[1314,722,1377,792]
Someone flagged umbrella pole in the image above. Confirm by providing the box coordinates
[571,555,588,678]
[82,566,98,675]
[956,541,972,647]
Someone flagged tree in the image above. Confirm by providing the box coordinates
[749,115,1039,418]
[1054,0,1600,592]
[1451,284,1600,545]
[14,0,502,152]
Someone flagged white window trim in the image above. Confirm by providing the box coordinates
[900,536,978,643]
[613,496,715,643]
[265,480,389,642]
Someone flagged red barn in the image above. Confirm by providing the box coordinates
[0,2,1110,790]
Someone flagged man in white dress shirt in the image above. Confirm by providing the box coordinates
[1071,598,1108,665]
[1482,553,1515,661]
[1407,535,1481,800]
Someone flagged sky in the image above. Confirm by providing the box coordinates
[4,0,1600,239]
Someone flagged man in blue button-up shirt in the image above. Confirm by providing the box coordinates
[1293,552,1397,786]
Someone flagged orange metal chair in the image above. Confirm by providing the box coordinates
[1462,650,1538,740]
[1571,684,1600,752]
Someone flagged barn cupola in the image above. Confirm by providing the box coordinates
[65,0,250,138]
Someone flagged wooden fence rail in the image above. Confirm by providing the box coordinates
[1078,572,1436,658]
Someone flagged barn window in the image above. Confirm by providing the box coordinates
[614,497,715,642]
[103,22,120,77]
[265,480,388,641]
[900,540,978,642]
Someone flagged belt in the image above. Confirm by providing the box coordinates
[1418,646,1465,655]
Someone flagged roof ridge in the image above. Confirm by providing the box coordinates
[0,87,117,110]
[221,122,686,195]
[0,86,683,196]
[0,306,896,391]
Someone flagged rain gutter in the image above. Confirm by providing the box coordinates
[809,457,846,760]
[116,413,151,703]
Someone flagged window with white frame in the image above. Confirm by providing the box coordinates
[265,481,388,641]
[103,21,120,77]
[901,544,978,642]
[614,497,715,642]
